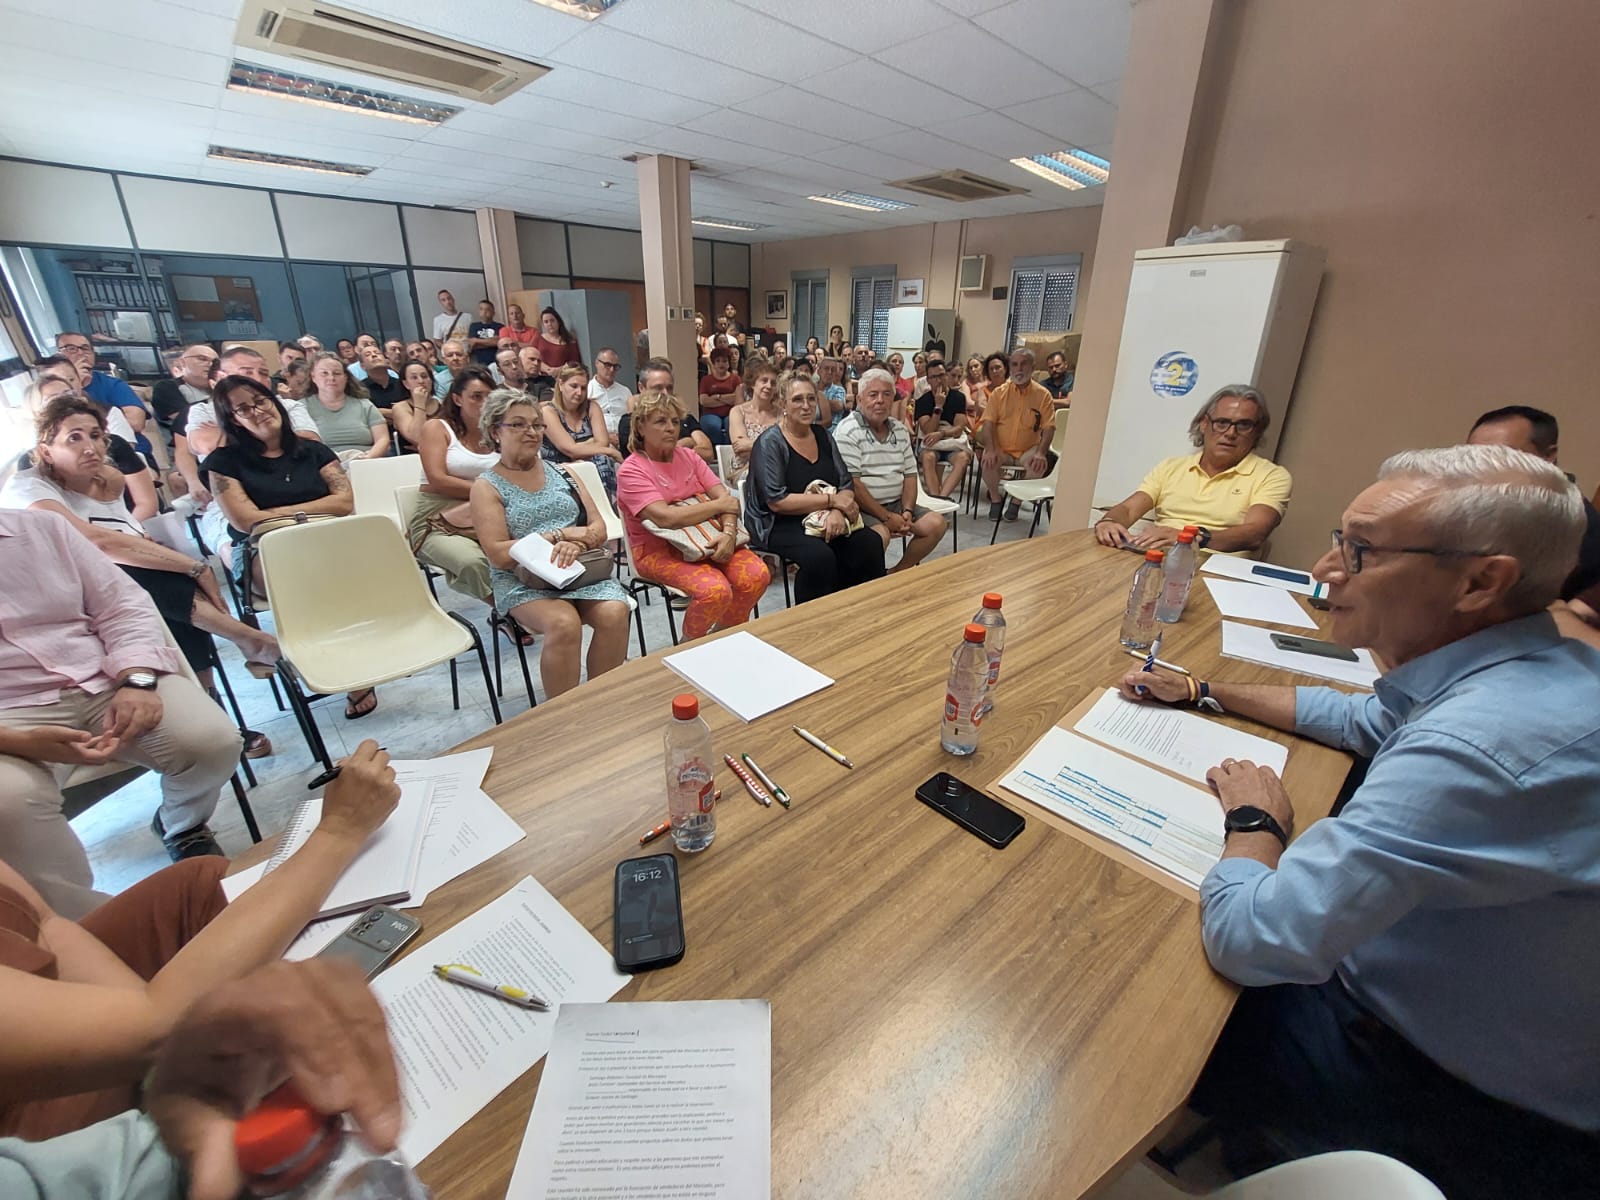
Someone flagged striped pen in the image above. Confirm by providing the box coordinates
[723,754,772,807]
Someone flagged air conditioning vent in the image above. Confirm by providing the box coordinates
[957,254,988,292]
[887,170,1027,202]
[236,2,549,103]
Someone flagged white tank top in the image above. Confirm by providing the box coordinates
[441,422,500,480]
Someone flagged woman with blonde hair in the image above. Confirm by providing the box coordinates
[304,351,389,461]
[539,364,621,497]
[617,392,769,642]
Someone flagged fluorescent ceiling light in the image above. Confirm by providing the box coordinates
[692,217,767,231]
[1009,148,1110,190]
[529,0,623,18]
[227,62,461,126]
[807,191,913,213]
[208,145,373,177]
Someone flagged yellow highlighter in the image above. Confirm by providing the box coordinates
[433,963,548,1011]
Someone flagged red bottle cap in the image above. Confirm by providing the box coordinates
[1182,525,1199,534]
[981,592,1003,609]
[1177,530,1196,543]
[671,694,699,720]
[234,1085,327,1177]
[1145,549,1165,563]
[964,622,987,643]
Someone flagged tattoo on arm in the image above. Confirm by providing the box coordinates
[212,474,233,494]
[323,466,352,496]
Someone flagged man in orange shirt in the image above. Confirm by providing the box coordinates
[975,347,1055,520]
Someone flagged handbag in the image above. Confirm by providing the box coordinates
[643,493,750,562]
[802,481,863,539]
[514,546,613,592]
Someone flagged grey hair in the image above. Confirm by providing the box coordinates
[1188,384,1270,448]
[1010,346,1036,365]
[478,387,537,449]
[857,367,896,394]
[1378,444,1583,613]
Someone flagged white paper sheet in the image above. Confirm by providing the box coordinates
[663,630,833,722]
[1074,687,1288,784]
[401,786,525,908]
[1200,552,1327,598]
[374,876,629,1166]
[1220,620,1381,688]
[998,727,1225,888]
[508,1001,772,1200]
[510,531,582,588]
[1202,577,1319,629]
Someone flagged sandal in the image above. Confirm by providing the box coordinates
[243,730,273,759]
[344,688,378,720]
[245,661,277,680]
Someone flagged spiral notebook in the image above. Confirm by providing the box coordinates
[262,781,433,918]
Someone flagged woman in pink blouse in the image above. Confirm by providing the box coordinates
[615,392,770,641]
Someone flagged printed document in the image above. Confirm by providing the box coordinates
[664,630,833,722]
[998,727,1225,887]
[374,876,628,1165]
[1075,687,1287,785]
[1202,577,1318,629]
[1200,553,1326,597]
[508,1000,772,1200]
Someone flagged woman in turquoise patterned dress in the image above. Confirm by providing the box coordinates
[470,388,632,700]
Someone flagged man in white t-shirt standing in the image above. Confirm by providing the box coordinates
[432,290,468,343]
[587,347,630,436]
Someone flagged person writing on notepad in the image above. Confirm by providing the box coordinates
[1117,445,1600,1199]
[0,741,398,1144]
[1095,385,1290,555]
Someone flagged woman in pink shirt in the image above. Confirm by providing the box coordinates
[616,393,769,642]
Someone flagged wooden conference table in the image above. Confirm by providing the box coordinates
[396,530,1354,1199]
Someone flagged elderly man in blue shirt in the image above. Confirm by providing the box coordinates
[1122,444,1600,1199]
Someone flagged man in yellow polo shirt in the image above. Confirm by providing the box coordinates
[976,346,1056,521]
[1095,385,1291,555]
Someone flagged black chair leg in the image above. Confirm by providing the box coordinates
[990,501,1005,546]
[489,612,505,698]
[633,593,649,656]
[278,660,334,773]
[450,613,503,725]
[665,594,680,646]
[781,557,792,607]
[207,660,257,789]
[230,771,262,843]
[449,658,460,710]
[1027,504,1043,538]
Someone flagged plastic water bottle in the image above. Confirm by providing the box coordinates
[941,623,990,756]
[665,694,716,852]
[971,592,1007,718]
[234,1085,430,1199]
[1119,550,1166,651]
[1155,529,1199,623]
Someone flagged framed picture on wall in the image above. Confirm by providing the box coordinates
[764,290,787,320]
[896,278,925,305]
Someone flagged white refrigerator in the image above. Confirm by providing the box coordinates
[887,306,957,372]
[1089,240,1325,512]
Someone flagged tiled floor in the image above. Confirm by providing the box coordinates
[76,495,1055,893]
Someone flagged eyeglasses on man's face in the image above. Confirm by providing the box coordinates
[1329,528,1488,575]
[1207,417,1259,436]
[56,340,93,355]
[596,359,620,370]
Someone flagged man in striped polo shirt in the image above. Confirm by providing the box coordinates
[836,368,947,572]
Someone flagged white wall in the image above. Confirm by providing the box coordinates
[119,177,281,257]
[277,194,405,263]
[403,206,481,269]
[0,161,130,248]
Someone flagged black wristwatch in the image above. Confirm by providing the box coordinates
[117,670,160,692]
[1223,804,1288,848]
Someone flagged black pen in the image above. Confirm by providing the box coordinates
[306,747,386,791]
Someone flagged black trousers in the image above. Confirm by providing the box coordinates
[1191,978,1600,1199]
[763,520,885,605]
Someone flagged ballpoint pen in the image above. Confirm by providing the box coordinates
[792,725,853,769]
[639,819,672,845]
[724,754,772,806]
[741,753,791,810]
[433,963,547,1010]
[1135,634,1162,697]
[1122,648,1190,675]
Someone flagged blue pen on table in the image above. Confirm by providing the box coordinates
[1135,635,1163,697]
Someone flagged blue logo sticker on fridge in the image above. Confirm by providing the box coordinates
[1150,351,1198,397]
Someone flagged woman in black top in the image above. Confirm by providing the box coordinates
[744,371,885,605]
[202,376,372,719]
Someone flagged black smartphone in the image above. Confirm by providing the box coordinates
[1306,594,1332,611]
[1269,632,1360,662]
[613,853,685,973]
[318,905,421,979]
[915,773,1026,848]
[1251,563,1312,585]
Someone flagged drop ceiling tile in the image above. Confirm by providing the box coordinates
[983,0,1131,85]
[879,28,1070,110]
[860,128,969,165]
[1000,87,1118,149]
[812,143,934,181]
[451,100,667,146]
[525,71,717,126]
[21,0,236,56]
[938,109,1065,157]
[733,0,964,55]
[798,62,982,127]
[931,0,1014,15]
[733,87,906,143]
[1090,78,1121,105]
[544,26,770,107]
[602,0,858,83]
[681,109,843,159]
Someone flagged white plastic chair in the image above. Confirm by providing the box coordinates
[348,454,424,529]
[989,411,1071,544]
[256,513,502,772]
[916,481,959,552]
[561,460,624,543]
[714,442,736,484]
[1121,1150,1446,1199]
